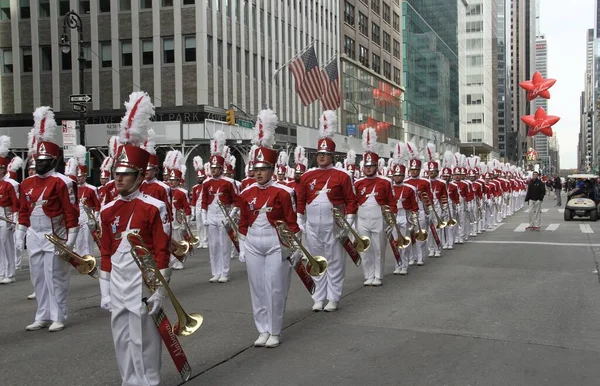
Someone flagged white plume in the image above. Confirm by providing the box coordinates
[425,143,436,162]
[362,127,378,153]
[318,110,337,139]
[479,162,488,174]
[101,157,114,171]
[142,128,157,155]
[0,135,11,157]
[443,151,454,168]
[211,130,226,156]
[345,150,357,167]
[181,164,187,177]
[294,146,307,166]
[406,141,419,161]
[204,162,210,176]
[277,151,289,167]
[27,129,37,156]
[252,109,277,148]
[108,136,120,158]
[65,158,77,176]
[166,150,184,171]
[393,142,407,165]
[8,156,23,172]
[229,155,236,169]
[74,145,87,166]
[454,152,463,167]
[193,156,203,171]
[33,106,58,143]
[248,144,258,163]
[120,91,154,146]
[335,161,343,169]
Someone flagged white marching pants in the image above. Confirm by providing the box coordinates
[74,223,95,257]
[28,226,72,322]
[394,211,409,269]
[207,224,232,277]
[357,213,386,281]
[427,204,442,255]
[0,223,15,278]
[529,200,542,227]
[408,211,427,263]
[245,226,292,335]
[195,208,208,247]
[14,230,22,269]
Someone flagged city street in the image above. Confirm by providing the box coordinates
[2,193,600,385]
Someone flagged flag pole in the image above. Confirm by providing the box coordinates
[273,39,318,78]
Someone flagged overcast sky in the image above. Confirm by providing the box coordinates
[541,0,594,169]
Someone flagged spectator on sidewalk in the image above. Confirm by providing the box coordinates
[553,175,562,206]
[525,171,546,231]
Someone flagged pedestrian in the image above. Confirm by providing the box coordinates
[553,175,562,206]
[525,171,546,231]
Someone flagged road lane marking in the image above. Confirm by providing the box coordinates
[558,209,565,213]
[545,224,559,231]
[486,223,504,232]
[514,223,529,232]
[469,240,600,247]
[525,209,530,213]
[580,224,594,234]
[541,209,549,213]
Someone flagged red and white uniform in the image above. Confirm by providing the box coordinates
[403,176,433,264]
[190,182,208,248]
[296,166,357,304]
[171,187,191,245]
[471,179,484,233]
[429,178,448,255]
[354,175,397,281]
[75,182,101,256]
[17,171,79,324]
[393,182,419,269]
[201,175,240,279]
[0,176,19,280]
[101,180,118,206]
[240,176,256,191]
[139,178,172,217]
[5,175,22,270]
[238,180,298,336]
[100,191,171,386]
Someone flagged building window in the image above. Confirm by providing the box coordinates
[183,0,193,4]
[393,66,400,84]
[20,0,30,18]
[2,50,12,74]
[236,47,241,72]
[467,113,483,124]
[383,60,391,79]
[372,23,380,45]
[466,73,483,85]
[382,31,390,52]
[140,0,151,9]
[467,94,483,105]
[99,0,110,12]
[0,0,10,20]
[372,53,380,73]
[359,45,368,67]
[22,48,32,73]
[184,36,196,62]
[371,0,379,15]
[121,41,132,67]
[162,0,173,6]
[207,36,212,64]
[100,42,111,67]
[40,46,52,71]
[467,4,481,15]
[217,39,222,67]
[393,11,399,31]
[245,50,249,74]
[141,40,153,65]
[382,2,390,24]
[39,0,50,17]
[82,46,92,69]
[344,1,354,26]
[163,38,174,64]
[358,12,368,37]
[61,51,71,70]
[79,0,90,14]
[227,43,232,69]
[59,0,70,15]
[120,0,131,11]
[344,35,355,59]
[393,39,400,58]
[466,21,483,33]
[467,54,483,67]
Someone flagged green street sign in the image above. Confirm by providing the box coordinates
[238,119,254,128]
[85,152,91,177]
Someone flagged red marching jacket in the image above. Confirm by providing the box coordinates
[0,178,19,216]
[101,180,118,206]
[190,183,203,207]
[79,183,101,212]
[100,192,171,271]
[430,178,449,205]
[393,183,419,212]
[172,187,192,216]
[238,181,299,236]
[403,177,433,209]
[448,181,460,204]
[241,177,256,191]
[456,180,471,202]
[201,176,240,210]
[354,176,397,213]
[296,166,358,216]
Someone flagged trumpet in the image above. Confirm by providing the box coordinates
[45,234,98,277]
[127,232,203,336]
[275,220,327,276]
[420,192,447,229]
[382,205,411,249]
[332,208,371,252]
[176,209,200,248]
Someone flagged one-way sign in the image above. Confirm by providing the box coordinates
[72,103,87,113]
[70,94,92,103]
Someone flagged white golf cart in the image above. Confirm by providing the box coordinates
[564,174,600,221]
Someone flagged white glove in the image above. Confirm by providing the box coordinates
[289,249,303,266]
[190,214,196,222]
[146,286,167,316]
[345,215,355,228]
[15,225,26,252]
[230,207,240,219]
[239,239,246,263]
[99,278,112,312]
[201,210,209,227]
[297,214,306,233]
[65,227,80,250]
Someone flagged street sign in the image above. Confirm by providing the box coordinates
[62,120,78,158]
[72,103,87,113]
[238,119,254,128]
[69,94,92,103]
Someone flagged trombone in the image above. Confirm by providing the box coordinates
[382,205,411,249]
[275,220,327,276]
[217,200,239,234]
[332,208,371,252]
[45,234,98,277]
[176,209,200,248]
[127,232,203,336]
[410,211,428,241]
[419,192,447,229]
[444,203,458,227]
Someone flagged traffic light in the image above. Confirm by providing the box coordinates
[226,109,235,126]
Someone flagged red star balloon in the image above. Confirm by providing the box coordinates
[521,107,560,137]
[519,71,557,101]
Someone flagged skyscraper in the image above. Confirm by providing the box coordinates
[497,0,512,160]
[533,35,550,173]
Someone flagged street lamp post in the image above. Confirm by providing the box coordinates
[59,10,86,146]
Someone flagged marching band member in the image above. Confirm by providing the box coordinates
[452,159,468,244]
[468,161,484,235]
[7,156,23,271]
[191,156,208,248]
[73,145,101,257]
[237,109,299,348]
[226,155,241,261]
[440,152,455,249]
[99,91,171,386]
[462,159,476,238]
[0,136,19,284]
[425,144,448,258]
[344,150,357,183]
[140,129,172,214]
[355,128,397,286]
[201,130,240,283]
[287,146,308,192]
[16,107,79,332]
[445,158,460,250]
[296,110,358,312]
[241,147,257,190]
[98,156,114,206]
[25,134,37,299]
[276,151,290,185]
[390,143,419,274]
[404,142,433,266]
[164,151,190,270]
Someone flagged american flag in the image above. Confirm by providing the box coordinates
[320,59,341,110]
[289,45,324,106]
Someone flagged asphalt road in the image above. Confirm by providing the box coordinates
[2,191,600,386]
